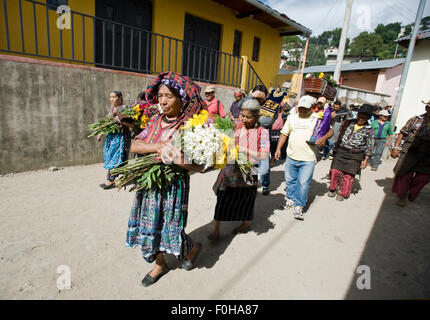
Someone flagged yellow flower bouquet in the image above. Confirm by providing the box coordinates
[88,103,159,137]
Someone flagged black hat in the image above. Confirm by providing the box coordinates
[357,103,377,116]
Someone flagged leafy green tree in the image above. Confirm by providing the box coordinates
[421,16,430,29]
[349,32,384,56]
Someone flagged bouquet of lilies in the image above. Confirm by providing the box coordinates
[111,110,255,191]
[88,102,159,137]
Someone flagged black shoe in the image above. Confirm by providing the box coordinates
[262,188,270,196]
[141,266,169,287]
[100,183,116,190]
[328,190,336,197]
[181,243,201,271]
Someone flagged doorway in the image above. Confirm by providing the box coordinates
[183,13,221,82]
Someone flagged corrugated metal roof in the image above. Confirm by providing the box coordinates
[396,28,430,43]
[279,58,406,74]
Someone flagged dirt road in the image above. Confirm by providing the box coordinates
[1,158,429,299]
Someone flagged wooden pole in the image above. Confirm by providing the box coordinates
[296,36,309,100]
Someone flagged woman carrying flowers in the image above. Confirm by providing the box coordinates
[126,72,203,287]
[208,99,270,240]
[98,90,133,190]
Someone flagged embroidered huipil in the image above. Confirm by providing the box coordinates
[339,120,375,157]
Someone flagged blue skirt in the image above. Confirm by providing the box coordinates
[103,132,126,170]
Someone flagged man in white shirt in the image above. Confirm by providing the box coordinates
[275,95,333,220]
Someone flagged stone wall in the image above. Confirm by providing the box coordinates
[0,55,236,173]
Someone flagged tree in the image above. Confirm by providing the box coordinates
[375,22,401,43]
[421,16,430,29]
[305,41,326,67]
[330,28,342,47]
[349,32,385,56]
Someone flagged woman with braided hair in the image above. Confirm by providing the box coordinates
[126,72,203,287]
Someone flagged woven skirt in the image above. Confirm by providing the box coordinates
[214,186,257,221]
[126,176,193,263]
[331,147,365,176]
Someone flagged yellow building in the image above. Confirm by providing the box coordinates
[0,0,311,90]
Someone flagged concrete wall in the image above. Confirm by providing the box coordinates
[395,40,430,131]
[336,85,390,108]
[375,64,404,106]
[0,54,236,174]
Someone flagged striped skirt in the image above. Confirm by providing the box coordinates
[214,186,258,221]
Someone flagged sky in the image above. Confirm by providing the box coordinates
[263,0,430,38]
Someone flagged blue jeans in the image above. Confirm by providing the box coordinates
[259,156,270,189]
[370,138,386,169]
[285,156,315,208]
[322,140,335,158]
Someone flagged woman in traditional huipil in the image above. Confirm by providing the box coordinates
[98,90,133,190]
[208,99,270,240]
[391,100,430,207]
[126,72,203,287]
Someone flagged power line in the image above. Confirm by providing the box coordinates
[395,0,420,18]
[304,0,342,66]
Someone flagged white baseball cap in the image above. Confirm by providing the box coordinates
[298,95,317,109]
[379,110,390,117]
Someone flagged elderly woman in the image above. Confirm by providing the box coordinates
[127,72,203,287]
[328,104,375,201]
[208,99,270,240]
[391,100,430,207]
[98,90,133,190]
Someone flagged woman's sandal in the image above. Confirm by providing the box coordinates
[181,243,202,271]
[141,266,169,287]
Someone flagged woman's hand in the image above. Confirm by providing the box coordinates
[361,159,368,170]
[391,149,400,158]
[159,143,182,165]
[315,138,326,148]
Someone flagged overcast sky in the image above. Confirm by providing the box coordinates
[263,0,430,38]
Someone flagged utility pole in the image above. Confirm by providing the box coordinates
[333,0,353,83]
[391,0,426,129]
[296,36,310,100]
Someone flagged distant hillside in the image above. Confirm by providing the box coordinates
[283,16,430,68]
